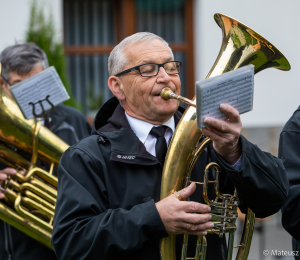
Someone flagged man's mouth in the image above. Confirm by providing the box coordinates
[154,87,174,97]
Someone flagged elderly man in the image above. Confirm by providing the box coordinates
[0,43,91,260]
[52,32,288,260]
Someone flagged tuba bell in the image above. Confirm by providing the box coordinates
[159,13,290,260]
[0,79,69,249]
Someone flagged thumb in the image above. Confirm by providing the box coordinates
[178,182,196,200]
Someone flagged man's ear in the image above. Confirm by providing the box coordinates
[108,76,125,101]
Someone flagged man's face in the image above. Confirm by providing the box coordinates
[1,63,43,99]
[118,39,181,124]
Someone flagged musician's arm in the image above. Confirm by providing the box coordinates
[52,147,167,260]
[214,135,289,218]
[280,128,300,240]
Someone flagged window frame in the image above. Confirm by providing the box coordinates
[64,0,195,99]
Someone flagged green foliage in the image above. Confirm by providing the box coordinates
[88,83,103,111]
[25,0,80,110]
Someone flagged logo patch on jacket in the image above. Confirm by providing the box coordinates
[110,151,158,165]
[117,155,135,160]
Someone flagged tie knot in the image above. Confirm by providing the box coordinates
[150,125,168,139]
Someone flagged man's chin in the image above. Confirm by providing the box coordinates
[149,97,179,118]
[155,105,178,118]
[153,95,179,106]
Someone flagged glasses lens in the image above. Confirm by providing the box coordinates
[140,64,158,76]
[164,61,181,74]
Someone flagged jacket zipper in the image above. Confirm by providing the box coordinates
[3,222,13,260]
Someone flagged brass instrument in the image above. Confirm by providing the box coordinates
[159,13,290,260]
[0,81,69,249]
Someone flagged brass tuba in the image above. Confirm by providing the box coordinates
[0,78,69,249]
[159,13,290,260]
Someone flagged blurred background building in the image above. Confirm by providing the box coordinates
[0,0,298,259]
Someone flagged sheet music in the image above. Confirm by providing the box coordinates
[196,65,254,128]
[9,67,70,119]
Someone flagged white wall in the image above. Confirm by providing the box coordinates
[0,0,62,52]
[194,0,300,127]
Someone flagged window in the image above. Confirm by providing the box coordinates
[64,0,194,114]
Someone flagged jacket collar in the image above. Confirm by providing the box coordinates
[93,97,184,134]
[93,97,184,165]
[92,97,121,134]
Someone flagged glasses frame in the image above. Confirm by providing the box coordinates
[115,60,182,77]
[1,75,11,86]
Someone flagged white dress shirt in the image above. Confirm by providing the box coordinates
[125,113,175,157]
[125,112,242,170]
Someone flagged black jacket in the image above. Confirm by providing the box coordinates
[52,97,288,260]
[0,104,92,260]
[280,105,300,259]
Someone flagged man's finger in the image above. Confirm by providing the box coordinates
[188,230,208,236]
[0,168,17,175]
[219,103,240,123]
[0,173,7,181]
[18,170,25,176]
[202,127,225,142]
[183,221,214,233]
[183,212,212,224]
[184,202,211,214]
[204,117,231,134]
[175,182,197,201]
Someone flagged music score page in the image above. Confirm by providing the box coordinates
[196,64,254,128]
[9,67,70,120]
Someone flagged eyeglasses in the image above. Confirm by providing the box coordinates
[1,75,11,86]
[115,61,182,77]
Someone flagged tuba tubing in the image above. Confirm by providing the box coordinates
[0,85,69,249]
[159,13,290,260]
[0,87,69,168]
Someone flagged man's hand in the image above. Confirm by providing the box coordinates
[156,183,213,236]
[0,168,24,199]
[201,104,242,165]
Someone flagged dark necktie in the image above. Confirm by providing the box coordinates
[150,126,168,166]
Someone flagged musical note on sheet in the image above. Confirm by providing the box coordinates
[196,65,254,128]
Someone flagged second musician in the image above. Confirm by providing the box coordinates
[0,43,92,260]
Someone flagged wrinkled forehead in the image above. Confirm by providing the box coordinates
[124,39,174,65]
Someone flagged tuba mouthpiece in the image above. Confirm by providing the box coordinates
[160,87,174,100]
[160,87,196,108]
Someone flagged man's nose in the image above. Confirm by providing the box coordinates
[156,66,171,83]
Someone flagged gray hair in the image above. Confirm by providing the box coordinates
[0,43,49,81]
[108,32,173,76]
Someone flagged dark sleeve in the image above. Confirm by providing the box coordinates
[65,106,92,140]
[0,161,8,171]
[76,113,92,139]
[280,130,300,240]
[51,147,166,260]
[215,135,288,218]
